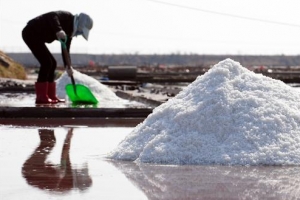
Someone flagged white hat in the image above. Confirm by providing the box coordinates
[76,13,93,40]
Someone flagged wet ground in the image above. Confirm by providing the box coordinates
[0,77,184,108]
[1,125,300,200]
[0,92,145,108]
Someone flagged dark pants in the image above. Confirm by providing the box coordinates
[22,25,56,82]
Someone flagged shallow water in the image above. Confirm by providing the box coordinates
[0,125,299,200]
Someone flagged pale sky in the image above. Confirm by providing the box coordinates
[0,0,299,55]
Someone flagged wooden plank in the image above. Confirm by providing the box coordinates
[0,118,144,127]
[0,107,153,118]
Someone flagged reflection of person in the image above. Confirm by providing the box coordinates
[22,11,93,104]
[22,128,92,192]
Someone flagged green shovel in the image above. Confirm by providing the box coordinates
[60,37,98,104]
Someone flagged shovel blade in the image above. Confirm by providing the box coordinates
[65,84,98,104]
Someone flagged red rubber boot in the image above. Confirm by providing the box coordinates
[48,82,65,103]
[35,82,53,104]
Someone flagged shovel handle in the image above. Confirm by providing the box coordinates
[59,38,72,69]
[70,75,76,86]
[59,38,67,49]
[59,37,77,95]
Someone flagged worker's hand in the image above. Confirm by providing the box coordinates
[66,66,74,77]
[56,30,67,40]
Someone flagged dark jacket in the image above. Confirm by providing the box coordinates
[26,11,74,66]
[27,11,74,44]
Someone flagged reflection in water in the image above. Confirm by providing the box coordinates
[111,161,300,199]
[22,128,92,193]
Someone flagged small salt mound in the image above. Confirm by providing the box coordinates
[108,58,300,165]
[56,70,127,107]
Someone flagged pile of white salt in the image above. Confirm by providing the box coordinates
[56,70,128,107]
[108,59,300,165]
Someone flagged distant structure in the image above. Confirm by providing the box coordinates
[7,53,300,68]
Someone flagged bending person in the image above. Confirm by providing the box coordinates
[22,11,93,104]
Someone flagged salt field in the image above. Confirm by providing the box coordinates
[1,59,300,199]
